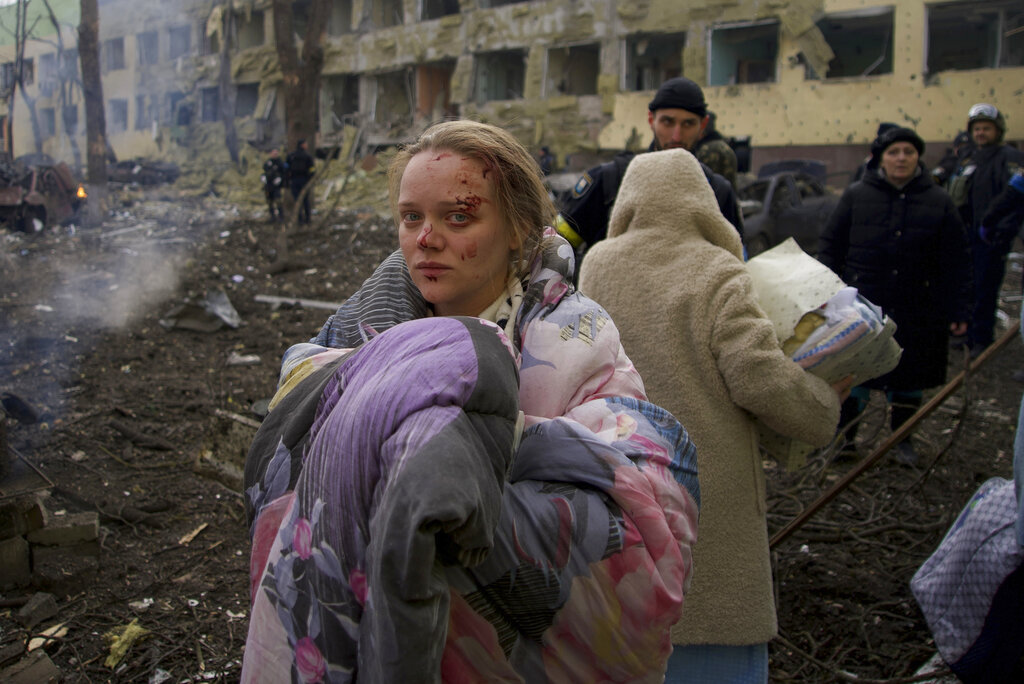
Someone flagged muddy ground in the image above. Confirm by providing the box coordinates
[0,181,1021,683]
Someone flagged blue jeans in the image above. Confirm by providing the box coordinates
[664,643,769,683]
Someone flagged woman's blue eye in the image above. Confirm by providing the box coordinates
[450,213,469,224]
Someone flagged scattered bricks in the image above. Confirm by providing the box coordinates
[0,495,49,540]
[26,511,99,546]
[0,649,62,683]
[16,592,59,631]
[0,536,32,589]
[22,495,49,534]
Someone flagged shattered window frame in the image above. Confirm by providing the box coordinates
[328,0,354,35]
[235,82,260,118]
[321,73,359,133]
[473,49,527,104]
[707,19,779,86]
[108,98,128,134]
[168,25,192,60]
[134,94,158,130]
[624,32,686,92]
[138,30,159,66]
[546,43,601,96]
[62,105,78,136]
[807,8,894,80]
[103,36,126,72]
[233,10,266,50]
[201,86,220,123]
[371,0,404,28]
[926,0,1024,73]
[40,107,56,138]
[21,58,33,86]
[372,69,413,125]
[421,0,460,21]
[38,52,57,96]
[0,62,15,94]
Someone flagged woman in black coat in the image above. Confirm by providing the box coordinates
[819,127,972,464]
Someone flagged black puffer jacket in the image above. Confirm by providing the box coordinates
[819,168,972,390]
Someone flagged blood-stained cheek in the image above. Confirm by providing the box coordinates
[460,240,478,261]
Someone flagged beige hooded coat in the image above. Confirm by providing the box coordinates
[578,148,840,646]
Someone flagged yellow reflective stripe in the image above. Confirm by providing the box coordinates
[555,214,584,248]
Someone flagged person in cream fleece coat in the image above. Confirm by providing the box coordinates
[578,148,847,682]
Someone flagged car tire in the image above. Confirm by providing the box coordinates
[746,233,771,258]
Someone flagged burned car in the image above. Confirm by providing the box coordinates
[738,160,839,257]
[107,158,180,186]
[0,156,85,231]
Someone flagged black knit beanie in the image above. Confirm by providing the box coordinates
[648,78,707,117]
[870,127,924,163]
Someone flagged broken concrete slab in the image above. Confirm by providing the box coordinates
[26,511,99,546]
[16,592,59,631]
[0,649,61,683]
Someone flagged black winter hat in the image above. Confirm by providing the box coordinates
[648,77,708,117]
[876,122,898,138]
[870,127,924,163]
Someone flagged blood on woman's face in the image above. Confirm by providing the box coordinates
[397,150,515,317]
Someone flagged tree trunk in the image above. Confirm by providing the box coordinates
[42,0,83,169]
[271,0,330,151]
[78,0,107,225]
[218,3,239,165]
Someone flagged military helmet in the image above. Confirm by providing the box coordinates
[967,103,1006,143]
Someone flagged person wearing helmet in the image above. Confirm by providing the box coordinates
[948,103,1024,357]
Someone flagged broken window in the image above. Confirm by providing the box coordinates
[40,107,55,138]
[329,0,353,34]
[0,62,15,94]
[201,86,220,122]
[422,0,460,21]
[166,91,190,125]
[169,25,192,60]
[415,61,456,120]
[708,20,779,86]
[478,0,527,8]
[373,69,412,125]
[103,37,125,72]
[38,53,57,96]
[62,105,78,135]
[810,9,893,79]
[474,49,526,103]
[108,98,128,133]
[927,0,1024,72]
[234,10,265,50]
[201,20,220,55]
[546,43,600,96]
[135,95,157,130]
[625,32,685,91]
[236,83,259,117]
[138,30,158,66]
[21,58,33,86]
[371,0,403,28]
[59,49,78,79]
[321,73,359,132]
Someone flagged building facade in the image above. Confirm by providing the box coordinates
[0,0,1021,180]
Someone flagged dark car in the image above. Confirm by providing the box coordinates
[738,162,839,257]
[0,157,85,231]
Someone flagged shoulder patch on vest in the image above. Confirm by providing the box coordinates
[572,172,593,198]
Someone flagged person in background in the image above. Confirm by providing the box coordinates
[849,122,898,184]
[260,148,286,222]
[693,110,738,186]
[558,77,743,264]
[819,127,972,465]
[931,130,972,186]
[242,120,700,682]
[286,139,315,225]
[579,148,847,684]
[536,145,555,175]
[948,103,1023,357]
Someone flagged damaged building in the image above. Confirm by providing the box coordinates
[0,0,1021,181]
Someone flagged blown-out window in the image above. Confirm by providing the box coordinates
[927,0,1024,72]
[547,43,600,96]
[709,20,779,86]
[811,8,893,79]
[625,32,686,91]
[474,50,526,103]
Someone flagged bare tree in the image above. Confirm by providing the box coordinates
[0,0,45,157]
[78,0,106,223]
[216,1,239,165]
[271,0,330,151]
[40,0,82,168]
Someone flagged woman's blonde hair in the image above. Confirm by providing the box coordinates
[388,120,556,275]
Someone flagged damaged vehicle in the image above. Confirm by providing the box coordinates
[739,160,839,257]
[107,158,181,186]
[0,156,85,231]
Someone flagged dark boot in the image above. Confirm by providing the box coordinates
[835,395,864,460]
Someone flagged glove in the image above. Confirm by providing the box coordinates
[979,225,996,245]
